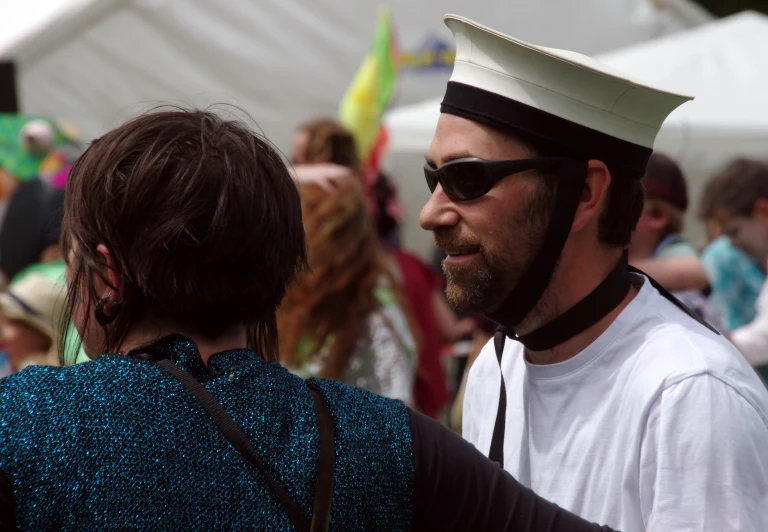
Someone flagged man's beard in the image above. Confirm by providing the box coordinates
[434,187,552,316]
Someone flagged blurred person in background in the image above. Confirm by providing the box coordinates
[292,118,473,416]
[278,180,417,404]
[698,158,767,331]
[628,153,728,332]
[0,171,65,284]
[0,108,620,531]
[695,159,768,382]
[0,272,63,372]
[372,171,475,418]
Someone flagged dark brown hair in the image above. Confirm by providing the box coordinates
[531,140,644,249]
[698,158,768,220]
[60,108,307,363]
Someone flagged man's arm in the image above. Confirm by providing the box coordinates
[640,375,768,531]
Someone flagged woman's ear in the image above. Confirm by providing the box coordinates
[96,244,120,301]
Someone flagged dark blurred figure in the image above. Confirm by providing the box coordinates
[0,178,64,283]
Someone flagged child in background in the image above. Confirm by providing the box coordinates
[698,158,768,330]
[629,153,728,333]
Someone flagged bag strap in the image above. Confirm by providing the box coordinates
[155,359,334,532]
[310,390,335,532]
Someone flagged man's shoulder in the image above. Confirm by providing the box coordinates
[618,292,768,412]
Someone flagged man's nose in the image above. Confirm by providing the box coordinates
[420,185,460,231]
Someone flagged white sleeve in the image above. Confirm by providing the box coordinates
[732,283,768,366]
[640,375,768,532]
[462,340,496,448]
[461,354,480,445]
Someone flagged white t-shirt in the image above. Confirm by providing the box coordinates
[463,274,768,532]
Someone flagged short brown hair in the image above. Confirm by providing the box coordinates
[61,108,307,362]
[698,158,768,220]
[532,141,644,248]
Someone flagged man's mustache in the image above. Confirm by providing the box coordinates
[433,228,483,256]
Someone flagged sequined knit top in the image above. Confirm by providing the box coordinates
[0,335,414,530]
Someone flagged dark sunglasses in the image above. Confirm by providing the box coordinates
[424,157,562,201]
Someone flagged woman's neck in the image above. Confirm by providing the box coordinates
[118,322,248,364]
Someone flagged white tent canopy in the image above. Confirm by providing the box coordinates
[385,10,768,256]
[1,0,704,152]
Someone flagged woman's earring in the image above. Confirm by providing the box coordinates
[95,293,122,326]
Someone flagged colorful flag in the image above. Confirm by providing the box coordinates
[339,8,399,174]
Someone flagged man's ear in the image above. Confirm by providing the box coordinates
[571,160,611,233]
[96,244,120,300]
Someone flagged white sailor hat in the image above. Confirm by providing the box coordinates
[440,15,693,177]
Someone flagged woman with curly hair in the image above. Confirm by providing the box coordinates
[278,179,417,404]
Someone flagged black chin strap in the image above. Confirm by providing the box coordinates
[487,158,588,328]
[485,157,588,467]
[515,253,630,351]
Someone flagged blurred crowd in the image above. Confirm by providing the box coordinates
[2,112,768,425]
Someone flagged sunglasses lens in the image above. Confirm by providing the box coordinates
[424,167,439,193]
[440,161,489,201]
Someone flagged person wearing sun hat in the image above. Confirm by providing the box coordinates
[0,271,64,371]
[420,14,768,531]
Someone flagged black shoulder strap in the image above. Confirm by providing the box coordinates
[629,266,719,335]
[155,359,334,532]
[488,329,508,467]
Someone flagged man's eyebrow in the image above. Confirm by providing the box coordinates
[424,150,475,168]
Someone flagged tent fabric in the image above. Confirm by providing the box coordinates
[0,0,703,153]
[384,11,768,256]
[386,11,768,153]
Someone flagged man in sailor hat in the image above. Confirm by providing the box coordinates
[420,15,768,531]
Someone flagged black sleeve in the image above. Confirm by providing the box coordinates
[0,470,14,530]
[410,410,617,532]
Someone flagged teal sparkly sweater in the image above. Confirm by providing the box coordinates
[0,336,413,530]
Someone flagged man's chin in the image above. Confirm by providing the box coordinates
[445,280,507,316]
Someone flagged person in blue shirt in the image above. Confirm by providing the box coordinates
[698,159,768,330]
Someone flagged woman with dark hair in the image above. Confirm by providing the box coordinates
[0,109,614,531]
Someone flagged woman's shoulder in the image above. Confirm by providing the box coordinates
[0,357,109,406]
[307,378,413,443]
